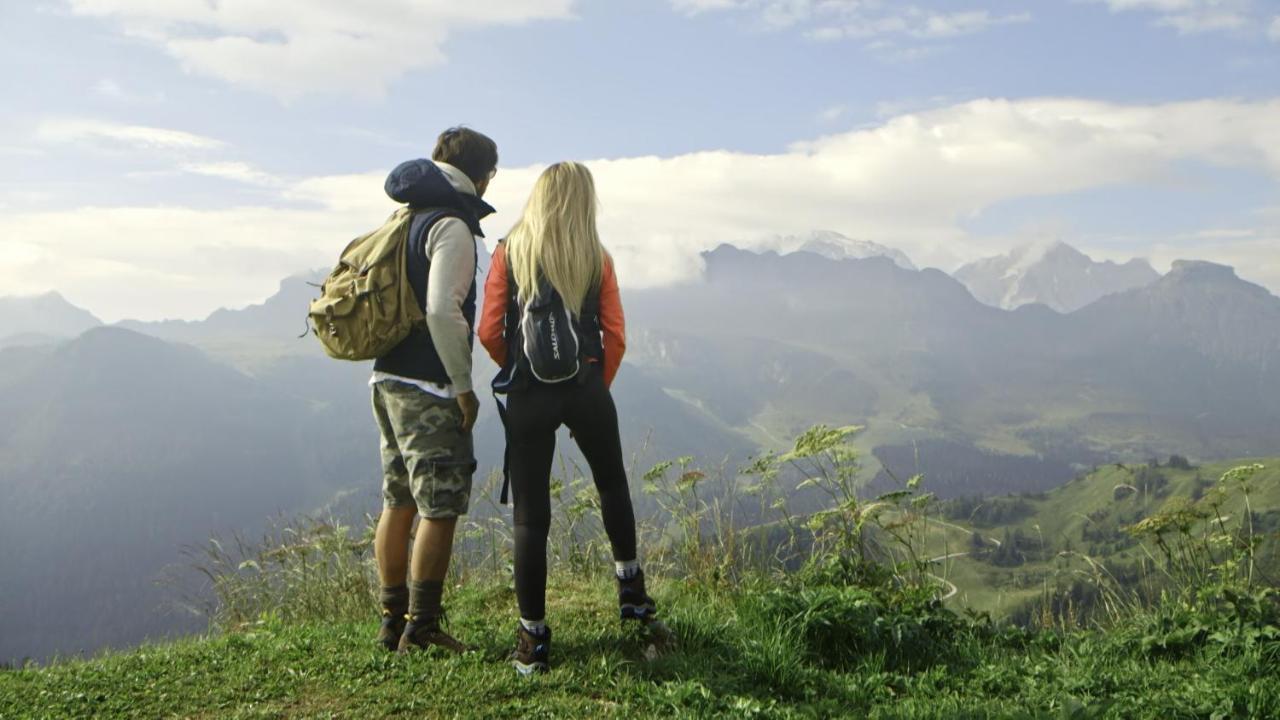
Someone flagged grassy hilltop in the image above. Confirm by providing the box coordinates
[3,429,1279,719]
[3,572,1279,719]
[930,458,1280,618]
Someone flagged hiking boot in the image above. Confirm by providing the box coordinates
[376,609,407,652]
[638,617,677,658]
[396,614,468,655]
[511,623,551,676]
[617,570,657,622]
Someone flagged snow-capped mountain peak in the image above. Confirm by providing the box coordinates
[780,230,917,270]
[955,241,1160,313]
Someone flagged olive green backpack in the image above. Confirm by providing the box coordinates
[307,207,425,361]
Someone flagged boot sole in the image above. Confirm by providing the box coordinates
[513,659,549,676]
[620,603,657,621]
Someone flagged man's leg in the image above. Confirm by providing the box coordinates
[411,516,458,583]
[372,383,418,649]
[387,385,475,654]
[376,506,417,587]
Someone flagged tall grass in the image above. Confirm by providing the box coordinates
[189,424,1276,661]
[189,426,953,629]
[187,516,376,630]
[14,428,1278,718]
[1028,462,1278,633]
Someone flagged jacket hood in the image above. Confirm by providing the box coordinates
[384,159,495,232]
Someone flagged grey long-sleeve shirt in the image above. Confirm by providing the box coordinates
[421,215,478,394]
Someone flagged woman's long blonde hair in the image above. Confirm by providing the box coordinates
[505,161,605,315]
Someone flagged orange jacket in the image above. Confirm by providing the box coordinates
[478,243,626,388]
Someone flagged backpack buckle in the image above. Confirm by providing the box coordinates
[325,306,339,337]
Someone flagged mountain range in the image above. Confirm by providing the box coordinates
[0,290,751,664]
[0,328,368,664]
[0,291,102,348]
[775,230,918,270]
[3,237,1279,663]
[954,241,1161,313]
[626,244,1280,479]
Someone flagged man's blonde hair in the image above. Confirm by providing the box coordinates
[505,161,605,315]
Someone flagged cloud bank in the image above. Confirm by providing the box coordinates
[65,0,576,99]
[671,0,1030,42]
[4,97,1280,321]
[36,118,224,151]
[1091,0,1260,35]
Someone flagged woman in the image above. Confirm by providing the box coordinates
[478,161,656,675]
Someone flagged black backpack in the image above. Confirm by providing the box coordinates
[518,277,584,384]
[492,246,602,503]
[492,249,600,393]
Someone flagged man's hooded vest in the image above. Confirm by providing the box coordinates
[373,159,494,385]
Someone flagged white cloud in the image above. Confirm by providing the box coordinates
[0,146,44,158]
[1143,235,1280,291]
[1158,11,1246,34]
[1269,15,1280,41]
[6,97,1280,321]
[817,104,849,123]
[33,118,281,188]
[35,118,223,151]
[913,11,1031,39]
[93,78,126,99]
[671,1,1030,42]
[875,95,955,118]
[1102,0,1208,10]
[671,0,746,14]
[181,161,282,187]
[1091,0,1256,35]
[0,203,373,322]
[66,0,576,100]
[92,78,165,103]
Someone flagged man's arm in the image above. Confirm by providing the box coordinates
[424,218,478,422]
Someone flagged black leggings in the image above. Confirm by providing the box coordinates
[506,365,638,621]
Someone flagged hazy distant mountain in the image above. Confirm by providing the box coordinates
[0,324,749,664]
[0,328,379,665]
[774,230,917,270]
[0,332,66,349]
[954,241,1159,313]
[0,291,101,341]
[115,271,326,360]
[1072,260,1280,364]
[109,267,750,469]
[8,245,1280,663]
[626,245,1280,483]
[636,244,997,365]
[1057,260,1280,440]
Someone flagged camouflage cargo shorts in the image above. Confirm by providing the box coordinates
[371,380,476,519]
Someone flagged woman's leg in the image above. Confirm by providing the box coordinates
[564,369,638,563]
[506,387,560,622]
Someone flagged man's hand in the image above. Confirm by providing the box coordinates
[456,390,480,433]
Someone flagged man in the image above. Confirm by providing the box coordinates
[371,127,497,653]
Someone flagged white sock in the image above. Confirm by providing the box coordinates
[520,617,546,635]
[615,559,641,580]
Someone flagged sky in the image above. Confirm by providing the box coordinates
[1,0,1278,322]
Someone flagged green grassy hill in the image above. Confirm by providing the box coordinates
[3,433,1277,719]
[932,459,1280,618]
[3,572,1279,719]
